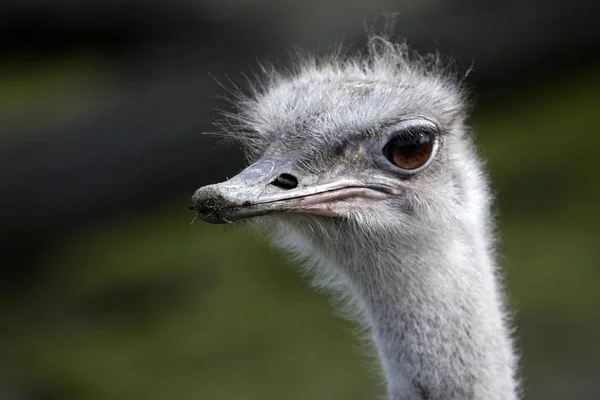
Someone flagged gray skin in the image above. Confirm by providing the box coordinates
[192,37,519,400]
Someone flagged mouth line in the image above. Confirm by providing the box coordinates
[195,183,396,224]
[233,184,395,209]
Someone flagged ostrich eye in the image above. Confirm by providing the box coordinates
[382,128,437,171]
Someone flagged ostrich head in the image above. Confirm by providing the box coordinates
[191,37,516,399]
[193,37,487,279]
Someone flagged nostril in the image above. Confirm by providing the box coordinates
[271,173,298,190]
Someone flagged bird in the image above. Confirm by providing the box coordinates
[191,35,519,400]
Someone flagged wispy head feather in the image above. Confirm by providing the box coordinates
[213,34,467,161]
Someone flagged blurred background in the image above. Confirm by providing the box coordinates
[0,0,599,399]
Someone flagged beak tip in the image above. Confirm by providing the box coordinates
[190,185,234,224]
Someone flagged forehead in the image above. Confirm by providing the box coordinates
[245,68,462,147]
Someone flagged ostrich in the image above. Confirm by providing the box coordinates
[191,36,519,400]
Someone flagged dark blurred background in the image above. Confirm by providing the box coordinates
[0,1,599,399]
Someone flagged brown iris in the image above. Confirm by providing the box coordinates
[382,128,436,171]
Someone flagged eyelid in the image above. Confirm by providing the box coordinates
[383,118,440,137]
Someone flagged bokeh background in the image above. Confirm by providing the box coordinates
[1,1,599,399]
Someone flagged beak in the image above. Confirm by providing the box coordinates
[191,157,395,224]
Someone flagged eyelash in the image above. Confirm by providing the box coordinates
[391,127,437,146]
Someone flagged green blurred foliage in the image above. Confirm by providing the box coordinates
[1,67,599,399]
[0,57,108,131]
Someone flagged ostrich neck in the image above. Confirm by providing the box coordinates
[338,228,518,400]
